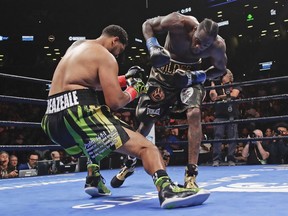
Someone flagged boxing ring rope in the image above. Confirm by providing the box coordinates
[0,72,51,84]
[156,136,288,145]
[0,72,288,150]
[203,94,288,106]
[2,93,287,107]
[163,115,288,129]
[1,115,288,128]
[0,121,41,128]
[0,95,47,105]
[205,75,288,90]
[1,145,63,151]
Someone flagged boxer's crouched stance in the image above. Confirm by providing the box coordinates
[41,88,210,209]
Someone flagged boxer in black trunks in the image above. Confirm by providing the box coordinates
[41,24,210,209]
[111,12,227,192]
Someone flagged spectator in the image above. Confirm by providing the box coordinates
[243,106,260,131]
[275,123,288,163]
[234,143,247,163]
[0,126,10,145]
[198,134,212,165]
[50,151,64,174]
[239,127,250,139]
[159,128,182,159]
[202,107,215,139]
[0,151,18,178]
[18,152,39,170]
[242,129,270,165]
[158,147,171,167]
[261,127,275,149]
[209,69,242,166]
[266,122,288,164]
[9,154,19,171]
[275,122,288,164]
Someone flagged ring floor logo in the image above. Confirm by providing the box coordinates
[72,191,158,210]
[209,165,288,193]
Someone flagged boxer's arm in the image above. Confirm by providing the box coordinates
[98,52,132,110]
[207,39,228,80]
[142,12,196,39]
[142,13,179,39]
[142,15,172,68]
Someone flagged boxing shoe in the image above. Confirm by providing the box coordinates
[184,164,199,189]
[157,177,210,209]
[110,156,136,188]
[84,164,111,197]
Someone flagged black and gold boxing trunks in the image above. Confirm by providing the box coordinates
[41,89,131,162]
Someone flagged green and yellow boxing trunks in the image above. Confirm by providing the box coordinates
[41,88,131,162]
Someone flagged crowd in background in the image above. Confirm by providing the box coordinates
[1,75,288,178]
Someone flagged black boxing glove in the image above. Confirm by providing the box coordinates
[146,37,171,68]
[118,66,145,87]
[125,66,145,80]
[174,69,207,88]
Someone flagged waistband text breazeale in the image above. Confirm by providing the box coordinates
[46,91,79,114]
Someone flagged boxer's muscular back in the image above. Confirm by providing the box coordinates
[49,40,104,96]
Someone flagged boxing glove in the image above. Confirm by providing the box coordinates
[174,69,207,88]
[124,78,147,102]
[146,37,170,68]
[118,66,145,87]
[125,66,145,80]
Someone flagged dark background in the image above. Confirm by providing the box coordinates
[0,0,287,99]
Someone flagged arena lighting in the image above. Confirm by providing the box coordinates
[0,36,9,41]
[68,36,86,41]
[135,38,142,43]
[270,9,277,15]
[246,13,254,21]
[259,61,273,71]
[217,20,229,27]
[22,36,34,41]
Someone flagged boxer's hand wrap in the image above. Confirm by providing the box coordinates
[124,78,147,102]
[174,69,207,88]
[118,66,145,88]
[146,37,171,68]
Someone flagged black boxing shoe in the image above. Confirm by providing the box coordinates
[110,156,136,188]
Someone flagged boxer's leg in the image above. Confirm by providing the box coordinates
[180,84,206,189]
[115,126,210,209]
[110,121,155,188]
[110,93,159,188]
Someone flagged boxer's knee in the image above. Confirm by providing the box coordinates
[137,142,159,160]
